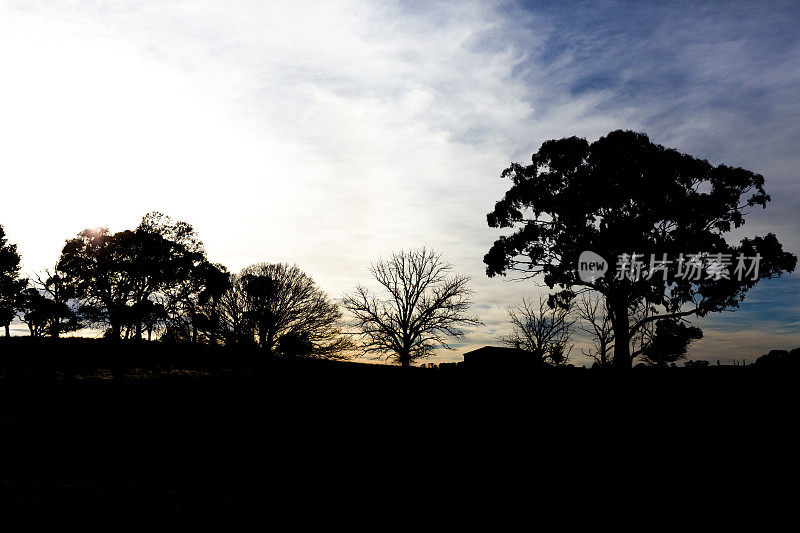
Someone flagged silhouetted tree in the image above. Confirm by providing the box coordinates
[17,284,80,338]
[57,213,207,342]
[0,225,25,338]
[138,211,204,255]
[278,330,314,358]
[343,248,481,367]
[129,299,167,341]
[132,212,206,340]
[754,348,800,368]
[31,268,83,337]
[192,262,231,345]
[218,274,254,346]
[485,130,797,367]
[58,227,137,340]
[134,213,227,343]
[502,295,574,366]
[640,319,703,367]
[229,263,350,357]
[16,288,55,337]
[575,292,614,367]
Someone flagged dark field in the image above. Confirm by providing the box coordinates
[0,339,797,528]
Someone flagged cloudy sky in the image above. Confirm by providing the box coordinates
[1,0,798,363]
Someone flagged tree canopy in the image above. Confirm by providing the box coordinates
[57,213,209,341]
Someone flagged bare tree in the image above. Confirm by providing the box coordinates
[343,248,481,367]
[575,293,614,367]
[502,295,574,366]
[218,274,253,346]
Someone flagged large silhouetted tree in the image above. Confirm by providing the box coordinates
[57,213,208,341]
[58,228,138,340]
[0,225,25,338]
[485,130,797,367]
[229,263,350,357]
[343,248,481,367]
[135,212,222,342]
[130,212,206,340]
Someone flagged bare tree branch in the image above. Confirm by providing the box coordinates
[575,292,614,367]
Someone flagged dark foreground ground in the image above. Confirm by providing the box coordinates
[0,339,797,529]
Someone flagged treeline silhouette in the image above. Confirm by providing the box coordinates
[1,214,487,366]
[0,210,795,369]
[1,213,354,358]
[2,130,798,370]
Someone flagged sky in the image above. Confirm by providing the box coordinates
[1,0,798,364]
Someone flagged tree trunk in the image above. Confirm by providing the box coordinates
[111,320,121,343]
[398,345,411,368]
[599,340,608,366]
[611,300,631,368]
[4,324,9,338]
[258,323,266,349]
